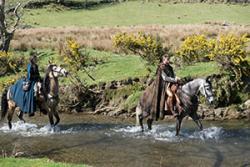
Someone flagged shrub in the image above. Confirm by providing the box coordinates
[177,34,250,106]
[177,34,249,79]
[59,38,89,72]
[0,51,24,76]
[113,32,165,66]
[0,75,19,92]
[210,34,250,82]
[176,35,213,64]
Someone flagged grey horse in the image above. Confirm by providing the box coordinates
[136,77,214,136]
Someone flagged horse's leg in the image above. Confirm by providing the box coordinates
[190,112,203,131]
[53,108,60,126]
[139,115,144,132]
[147,118,153,130]
[48,108,54,127]
[136,103,144,132]
[7,105,15,129]
[17,111,25,123]
[175,116,183,136]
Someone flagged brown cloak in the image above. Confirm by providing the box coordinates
[139,63,168,121]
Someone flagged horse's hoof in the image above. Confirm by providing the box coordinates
[29,113,35,117]
[8,123,12,130]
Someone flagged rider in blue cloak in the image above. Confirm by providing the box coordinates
[10,55,41,117]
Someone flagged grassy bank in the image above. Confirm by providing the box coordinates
[0,49,220,90]
[0,157,87,167]
[22,2,250,27]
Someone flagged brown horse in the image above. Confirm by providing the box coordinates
[136,78,214,135]
[1,64,68,129]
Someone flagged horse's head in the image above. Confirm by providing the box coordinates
[48,64,69,78]
[199,77,214,104]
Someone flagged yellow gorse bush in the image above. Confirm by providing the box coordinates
[60,38,88,72]
[0,76,18,91]
[177,33,249,79]
[212,34,249,80]
[211,34,248,64]
[0,51,18,76]
[113,32,164,65]
[177,34,212,63]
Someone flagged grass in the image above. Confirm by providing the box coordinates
[0,157,87,167]
[32,49,219,84]
[79,50,149,84]
[0,49,220,92]
[14,49,220,82]
[22,1,250,27]
[176,61,220,78]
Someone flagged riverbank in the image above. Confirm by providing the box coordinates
[56,75,250,121]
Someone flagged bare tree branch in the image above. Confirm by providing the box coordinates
[11,2,21,33]
[0,1,22,52]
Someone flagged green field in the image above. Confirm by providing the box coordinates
[75,51,220,84]
[22,1,250,27]
[1,49,219,86]
[0,157,87,167]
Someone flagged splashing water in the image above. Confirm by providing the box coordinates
[112,124,224,142]
[0,121,224,141]
[188,127,223,141]
[0,121,73,137]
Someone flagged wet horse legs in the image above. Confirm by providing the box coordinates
[48,106,60,127]
[17,111,25,123]
[48,110,54,126]
[53,110,60,126]
[147,118,153,130]
[190,112,203,130]
[175,116,183,136]
[7,107,15,129]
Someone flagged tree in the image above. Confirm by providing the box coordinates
[0,0,21,52]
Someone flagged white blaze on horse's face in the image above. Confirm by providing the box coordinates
[51,65,68,77]
[200,80,214,104]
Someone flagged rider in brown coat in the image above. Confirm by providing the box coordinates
[154,54,182,120]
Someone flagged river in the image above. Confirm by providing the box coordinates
[0,113,250,167]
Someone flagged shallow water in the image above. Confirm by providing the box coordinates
[0,113,250,167]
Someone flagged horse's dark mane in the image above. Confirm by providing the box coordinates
[180,76,193,85]
[42,65,54,97]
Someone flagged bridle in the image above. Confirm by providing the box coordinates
[51,65,65,77]
[202,83,213,99]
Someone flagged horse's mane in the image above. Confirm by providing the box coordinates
[42,65,54,97]
[180,76,193,85]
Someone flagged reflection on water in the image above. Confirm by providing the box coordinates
[0,114,250,167]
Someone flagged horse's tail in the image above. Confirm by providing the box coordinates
[136,102,142,126]
[1,88,8,121]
